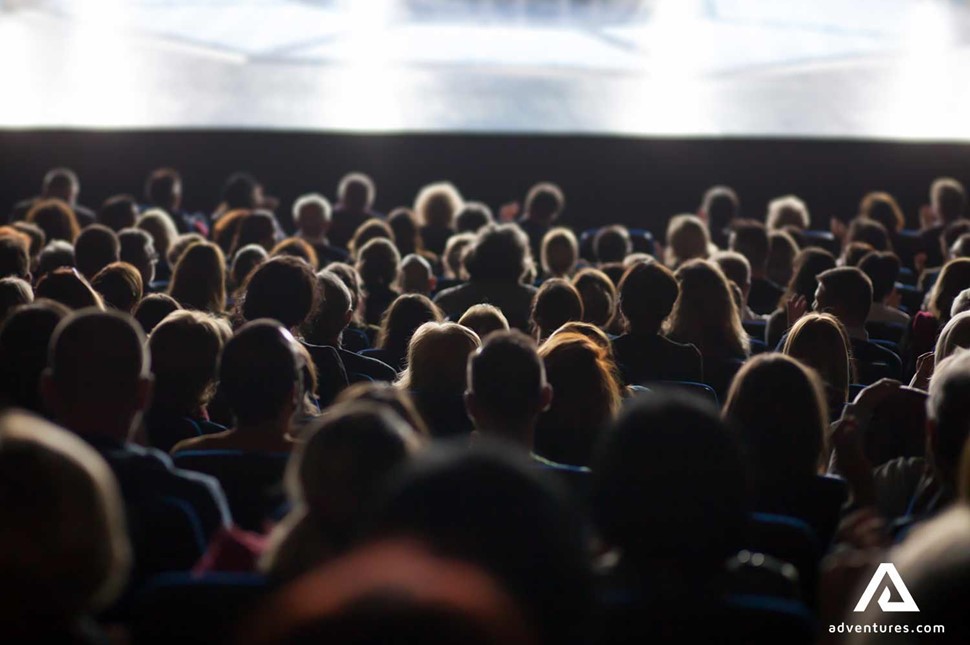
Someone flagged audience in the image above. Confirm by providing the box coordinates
[356,238,401,326]
[91,262,143,313]
[668,259,750,362]
[517,182,565,260]
[10,167,96,226]
[415,182,463,256]
[699,184,739,249]
[363,292,442,371]
[98,195,139,233]
[571,267,617,331]
[133,292,181,335]
[530,278,583,341]
[399,252,435,295]
[730,219,783,315]
[767,195,810,231]
[35,268,104,310]
[293,193,348,266]
[0,300,70,413]
[457,303,510,340]
[455,201,494,234]
[664,213,710,268]
[782,312,852,415]
[920,177,966,268]
[168,241,226,314]
[540,227,579,279]
[858,250,909,325]
[330,173,380,251]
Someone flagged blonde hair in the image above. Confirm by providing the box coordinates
[767,195,810,230]
[541,227,578,277]
[414,182,464,229]
[665,214,711,268]
[928,258,970,323]
[782,313,852,408]
[396,322,481,394]
[935,311,970,366]
[666,259,750,359]
[457,304,510,340]
[136,209,179,261]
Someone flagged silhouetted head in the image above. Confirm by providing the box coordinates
[524,182,565,223]
[0,300,69,413]
[767,195,810,230]
[531,278,583,341]
[814,267,873,328]
[119,228,157,288]
[931,177,966,223]
[455,202,494,233]
[618,261,678,335]
[294,193,332,240]
[223,172,260,210]
[540,227,578,278]
[97,195,138,233]
[91,262,143,314]
[132,292,181,335]
[594,225,631,264]
[26,199,80,243]
[398,322,480,397]
[415,182,463,230]
[665,215,710,268]
[457,304,510,341]
[35,269,104,311]
[701,185,739,235]
[168,242,227,314]
[144,167,182,212]
[41,167,79,203]
[377,294,442,354]
[337,173,375,212]
[75,225,120,280]
[239,256,318,330]
[783,313,851,409]
[36,240,76,282]
[729,219,770,274]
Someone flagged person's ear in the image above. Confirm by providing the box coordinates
[539,383,553,413]
[40,369,59,416]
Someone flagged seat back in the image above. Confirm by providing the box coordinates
[173,451,289,532]
[129,496,209,581]
[800,230,839,255]
[747,513,821,607]
[866,320,906,344]
[864,386,927,466]
[656,380,719,406]
[742,318,767,342]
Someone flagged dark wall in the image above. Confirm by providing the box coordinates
[3,130,970,236]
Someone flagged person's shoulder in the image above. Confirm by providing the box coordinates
[433,282,468,302]
[340,347,397,380]
[170,432,229,456]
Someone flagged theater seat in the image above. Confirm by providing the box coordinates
[800,230,839,255]
[703,358,745,401]
[656,380,719,406]
[172,450,289,532]
[747,513,821,607]
[866,320,906,344]
[723,594,815,644]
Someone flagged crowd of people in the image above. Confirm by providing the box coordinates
[3,167,970,642]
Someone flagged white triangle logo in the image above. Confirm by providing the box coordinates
[853,563,920,613]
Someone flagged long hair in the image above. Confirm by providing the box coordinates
[666,259,749,359]
[779,248,837,310]
[782,313,852,410]
[929,258,970,323]
[168,242,227,314]
[376,294,443,354]
[395,322,480,394]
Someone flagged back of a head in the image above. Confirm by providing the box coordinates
[766,230,799,287]
[858,251,901,302]
[468,330,544,430]
[240,256,318,330]
[464,224,531,284]
[220,320,301,426]
[816,266,873,326]
[932,177,967,223]
[713,251,751,292]
[356,237,401,289]
[41,167,78,201]
[847,218,890,252]
[669,260,748,357]
[119,228,156,284]
[401,322,481,395]
[26,199,80,244]
[930,258,970,322]
[234,211,279,254]
[47,309,147,411]
[231,243,269,290]
[11,222,46,260]
[388,209,419,254]
[137,210,179,261]
[35,268,104,311]
[571,268,616,328]
[150,310,230,414]
[531,279,583,339]
[294,193,331,239]
[458,304,510,341]
[378,293,442,353]
[935,312,970,367]
[455,202,494,233]
[348,219,394,259]
[399,254,433,294]
[618,260,678,335]
[168,242,226,313]
[665,214,710,267]
[592,392,747,569]
[91,262,143,314]
[36,240,76,283]
[443,232,476,279]
[767,195,810,230]
[272,237,320,271]
[701,185,740,232]
[97,195,138,233]
[415,182,463,229]
[75,225,120,280]
[338,173,375,212]
[0,301,69,413]
[0,235,29,280]
[144,167,181,211]
[0,277,32,323]
[303,269,353,344]
[0,410,129,632]
[594,225,632,264]
[927,351,970,481]
[540,227,578,277]
[133,292,181,335]
[223,172,259,210]
[368,442,588,644]
[789,248,837,300]
[782,313,851,405]
[844,240,875,267]
[168,232,204,268]
[729,219,770,272]
[723,353,827,482]
[524,182,565,222]
[859,191,905,233]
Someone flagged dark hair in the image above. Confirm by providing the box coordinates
[783,248,837,305]
[75,225,120,280]
[35,269,103,311]
[219,320,301,424]
[145,168,181,210]
[36,241,75,282]
[97,195,138,232]
[239,256,318,329]
[387,208,420,256]
[26,199,80,243]
[0,236,29,280]
[223,172,259,210]
[233,211,278,256]
[531,279,583,340]
[524,182,565,221]
[464,224,530,284]
[133,293,181,335]
[932,177,967,223]
[858,251,901,302]
[349,220,394,259]
[701,185,740,232]
[230,244,268,292]
[842,241,875,267]
[816,266,873,325]
[118,228,156,288]
[168,242,226,314]
[943,220,970,252]
[377,294,442,353]
[91,262,143,314]
[150,310,229,414]
[593,225,631,263]
[271,237,319,270]
[0,301,70,412]
[338,173,375,211]
[730,219,769,271]
[592,392,747,569]
[713,251,750,290]
[11,222,46,258]
[847,218,891,252]
[455,202,494,233]
[0,277,33,323]
[618,261,679,334]
[860,191,905,233]
[571,268,616,328]
[356,238,400,288]
[41,167,78,197]
[468,330,545,428]
[302,270,353,344]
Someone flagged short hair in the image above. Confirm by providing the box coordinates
[47,310,148,406]
[928,258,970,322]
[144,168,181,210]
[766,230,799,287]
[464,224,531,284]
[356,238,401,288]
[11,222,46,259]
[0,277,32,323]
[41,167,79,198]
[846,218,890,252]
[0,411,130,625]
[712,251,751,290]
[723,354,828,481]
[787,247,837,302]
[571,268,616,328]
[136,210,178,261]
[167,232,204,268]
[540,227,578,277]
[221,321,302,424]
[414,182,463,229]
[935,312,970,367]
[457,304,510,340]
[240,256,318,329]
[398,253,433,293]
[150,310,231,414]
[593,225,631,263]
[75,225,120,280]
[232,211,278,255]
[327,263,363,313]
[387,208,419,256]
[858,251,901,302]
[293,193,332,238]
[816,266,873,325]
[843,239,874,267]
[118,228,156,288]
[524,182,565,221]
[348,219,394,259]
[271,237,319,270]
[26,199,80,243]
[618,261,679,334]
[443,232,476,279]
[931,177,967,222]
[376,293,442,353]
[767,195,810,230]
[0,235,29,279]
[0,301,70,412]
[455,202,494,233]
[531,279,583,339]
[859,191,905,232]
[952,288,970,319]
[701,185,740,231]
[927,351,970,479]
[133,293,181,335]
[222,172,259,210]
[168,242,226,314]
[951,233,970,259]
[97,195,138,232]
[303,270,353,344]
[397,322,481,394]
[35,241,75,282]
[35,269,103,311]
[665,214,710,267]
[91,262,143,314]
[729,218,770,271]
[337,173,375,211]
[467,330,545,427]
[229,243,268,291]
